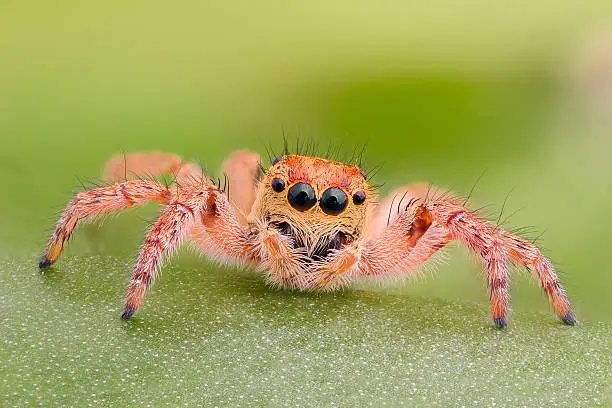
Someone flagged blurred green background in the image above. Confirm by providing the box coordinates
[1,1,611,406]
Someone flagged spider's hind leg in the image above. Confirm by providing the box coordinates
[220,150,261,224]
[105,152,183,182]
[104,152,207,186]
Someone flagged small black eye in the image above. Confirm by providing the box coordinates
[271,178,285,192]
[353,191,366,205]
[320,188,348,215]
[288,183,317,211]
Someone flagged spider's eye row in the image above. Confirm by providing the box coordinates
[271,178,285,192]
[320,188,348,215]
[352,191,366,205]
[287,182,317,211]
[272,157,282,165]
[284,184,363,214]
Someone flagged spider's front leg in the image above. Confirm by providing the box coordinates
[422,200,575,327]
[319,190,574,328]
[122,184,255,318]
[122,185,204,318]
[353,198,575,328]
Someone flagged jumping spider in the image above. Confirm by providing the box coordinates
[40,150,576,328]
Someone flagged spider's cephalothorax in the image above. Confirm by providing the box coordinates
[249,155,373,287]
[40,150,577,328]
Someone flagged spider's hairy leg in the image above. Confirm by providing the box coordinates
[364,184,434,237]
[359,205,441,275]
[104,152,183,182]
[502,231,576,325]
[430,201,512,327]
[423,200,574,327]
[359,184,452,278]
[220,150,261,224]
[104,151,207,186]
[40,180,171,268]
[123,185,255,318]
[123,185,205,318]
[190,188,257,265]
[358,202,511,327]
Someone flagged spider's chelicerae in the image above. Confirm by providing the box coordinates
[40,149,576,328]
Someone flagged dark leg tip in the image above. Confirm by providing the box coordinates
[121,307,135,319]
[38,257,53,269]
[562,311,577,325]
[493,317,507,329]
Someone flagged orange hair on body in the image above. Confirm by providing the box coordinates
[40,150,576,328]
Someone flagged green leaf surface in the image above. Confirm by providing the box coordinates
[2,255,610,407]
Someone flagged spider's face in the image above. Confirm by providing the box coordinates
[252,155,373,255]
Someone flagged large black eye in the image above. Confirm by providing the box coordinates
[287,183,317,211]
[320,188,348,215]
[271,178,285,192]
[353,191,366,205]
